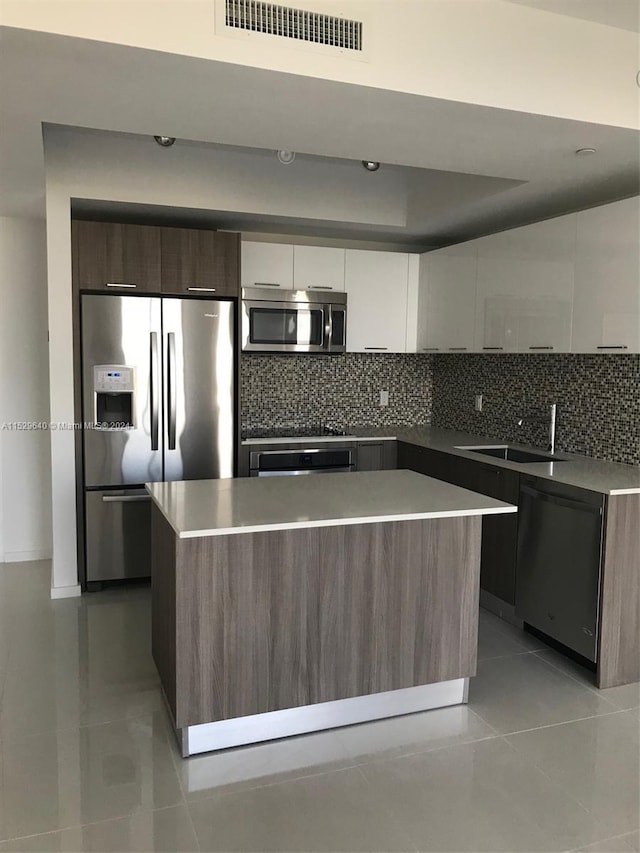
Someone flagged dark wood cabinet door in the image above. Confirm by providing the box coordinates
[397,442,519,605]
[397,441,427,473]
[73,221,161,292]
[356,442,384,471]
[161,228,240,297]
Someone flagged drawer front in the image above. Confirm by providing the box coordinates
[85,490,151,582]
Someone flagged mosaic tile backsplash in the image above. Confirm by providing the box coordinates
[431,354,640,465]
[241,353,433,434]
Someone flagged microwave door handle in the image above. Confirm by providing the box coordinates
[323,306,332,351]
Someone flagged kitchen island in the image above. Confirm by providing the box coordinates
[148,470,517,756]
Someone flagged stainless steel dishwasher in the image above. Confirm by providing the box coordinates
[515,477,605,661]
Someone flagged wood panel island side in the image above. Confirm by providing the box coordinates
[147,470,517,756]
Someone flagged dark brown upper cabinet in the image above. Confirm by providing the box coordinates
[72,221,161,293]
[160,228,240,297]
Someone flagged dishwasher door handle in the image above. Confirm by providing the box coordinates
[520,485,602,515]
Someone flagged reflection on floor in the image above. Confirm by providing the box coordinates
[0,560,638,852]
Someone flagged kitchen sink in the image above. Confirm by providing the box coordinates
[455,445,566,464]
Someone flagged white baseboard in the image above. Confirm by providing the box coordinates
[3,548,52,563]
[50,583,82,599]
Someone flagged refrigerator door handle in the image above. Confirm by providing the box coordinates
[150,332,160,450]
[168,331,177,450]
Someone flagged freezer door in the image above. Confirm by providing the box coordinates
[162,298,235,481]
[82,295,163,487]
[85,489,151,582]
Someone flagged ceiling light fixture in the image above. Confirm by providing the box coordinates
[154,136,176,147]
[575,147,597,156]
[362,160,380,172]
[277,149,296,165]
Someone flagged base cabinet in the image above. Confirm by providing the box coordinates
[356,440,397,471]
[397,442,519,604]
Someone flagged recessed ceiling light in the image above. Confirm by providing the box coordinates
[362,160,381,172]
[154,136,176,147]
[575,147,597,156]
[277,149,296,165]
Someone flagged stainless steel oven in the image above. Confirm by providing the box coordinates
[242,287,347,353]
[249,448,355,476]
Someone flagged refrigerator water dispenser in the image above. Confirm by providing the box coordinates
[93,365,135,428]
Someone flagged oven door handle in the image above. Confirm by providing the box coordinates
[253,466,355,477]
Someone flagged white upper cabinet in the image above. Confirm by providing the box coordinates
[345,250,411,353]
[475,237,522,352]
[293,246,346,292]
[573,197,640,353]
[241,242,294,289]
[417,244,477,353]
[474,217,575,353]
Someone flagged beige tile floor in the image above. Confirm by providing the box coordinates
[0,560,637,852]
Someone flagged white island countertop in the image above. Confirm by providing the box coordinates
[146,469,517,538]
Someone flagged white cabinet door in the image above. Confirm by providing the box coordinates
[241,241,294,289]
[474,217,575,352]
[293,246,345,292]
[573,197,640,353]
[345,250,409,353]
[475,256,521,352]
[417,245,477,353]
[516,216,575,353]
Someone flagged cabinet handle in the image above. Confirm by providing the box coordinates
[529,346,554,350]
[187,287,217,292]
[482,347,504,351]
[106,282,137,288]
[448,347,468,351]
[254,282,281,287]
[421,347,439,351]
[596,345,628,350]
[102,494,151,503]
[364,347,388,351]
[308,286,334,290]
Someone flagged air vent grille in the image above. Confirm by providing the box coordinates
[225,0,363,51]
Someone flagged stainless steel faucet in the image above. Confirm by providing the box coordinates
[517,403,557,454]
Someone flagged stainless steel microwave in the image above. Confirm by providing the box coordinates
[241,287,347,353]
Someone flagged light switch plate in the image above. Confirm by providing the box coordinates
[379,390,389,407]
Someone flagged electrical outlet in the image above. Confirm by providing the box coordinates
[475,394,483,412]
[379,389,389,407]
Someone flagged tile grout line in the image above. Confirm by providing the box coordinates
[569,829,640,852]
[471,704,631,739]
[0,804,198,848]
[352,763,422,853]
[532,650,634,710]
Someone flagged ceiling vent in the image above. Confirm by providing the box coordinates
[224,0,363,52]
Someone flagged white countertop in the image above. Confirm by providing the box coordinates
[242,426,640,495]
[146,470,517,538]
[387,427,640,496]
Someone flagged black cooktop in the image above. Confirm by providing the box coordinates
[242,426,353,439]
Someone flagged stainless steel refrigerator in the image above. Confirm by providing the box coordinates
[81,294,235,584]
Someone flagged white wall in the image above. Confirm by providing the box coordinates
[0,217,52,562]
[3,0,638,130]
